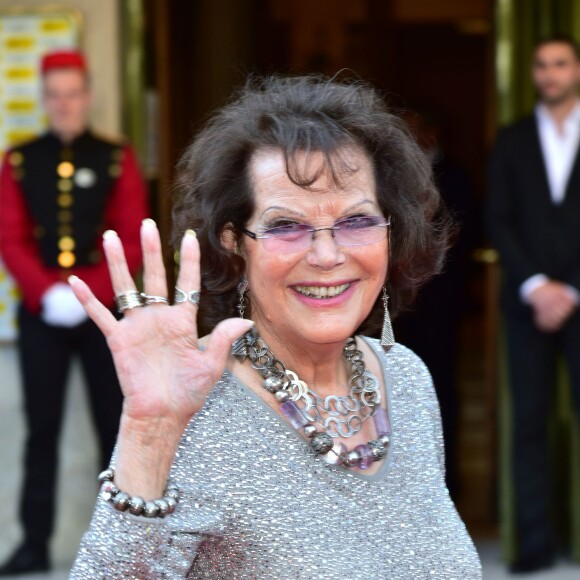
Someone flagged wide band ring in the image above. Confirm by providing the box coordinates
[174,287,201,306]
[140,293,170,306]
[115,290,145,313]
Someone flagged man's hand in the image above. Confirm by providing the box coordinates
[528,280,577,332]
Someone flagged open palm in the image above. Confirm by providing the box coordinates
[70,220,253,429]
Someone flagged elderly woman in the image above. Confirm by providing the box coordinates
[70,76,481,578]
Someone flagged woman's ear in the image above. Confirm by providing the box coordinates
[220,224,239,253]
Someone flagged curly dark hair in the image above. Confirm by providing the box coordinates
[172,75,450,336]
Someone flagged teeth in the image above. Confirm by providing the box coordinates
[295,283,350,299]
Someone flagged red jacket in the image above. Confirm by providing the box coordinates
[0,133,148,313]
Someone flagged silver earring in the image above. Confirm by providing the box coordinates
[237,278,249,318]
[381,287,395,352]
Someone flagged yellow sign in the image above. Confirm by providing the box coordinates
[0,7,81,340]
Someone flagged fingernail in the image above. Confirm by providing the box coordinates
[142,218,157,228]
[185,229,197,238]
[68,275,79,284]
[103,229,118,240]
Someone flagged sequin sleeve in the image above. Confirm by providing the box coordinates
[415,355,446,476]
[70,489,225,578]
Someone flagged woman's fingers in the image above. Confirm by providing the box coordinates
[141,219,168,300]
[68,275,117,336]
[175,230,201,313]
[103,230,138,296]
[204,318,255,374]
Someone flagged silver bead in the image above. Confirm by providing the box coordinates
[263,376,283,393]
[154,498,170,517]
[97,468,114,485]
[275,390,290,402]
[100,480,119,501]
[303,424,317,438]
[164,487,180,501]
[345,450,361,467]
[310,432,333,455]
[128,495,145,516]
[368,439,387,461]
[112,491,131,511]
[323,441,347,465]
[379,434,391,448]
[143,501,160,518]
[164,496,178,514]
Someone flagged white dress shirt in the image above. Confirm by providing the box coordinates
[520,101,580,304]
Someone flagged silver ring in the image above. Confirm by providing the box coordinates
[115,290,145,313]
[140,293,170,306]
[174,287,201,306]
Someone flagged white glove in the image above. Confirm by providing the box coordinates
[41,282,88,327]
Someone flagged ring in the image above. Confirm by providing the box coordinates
[174,287,201,306]
[140,293,170,306]
[115,290,145,313]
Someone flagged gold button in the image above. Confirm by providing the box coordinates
[57,161,75,178]
[58,178,73,192]
[58,210,72,223]
[8,151,23,166]
[58,236,75,251]
[57,193,73,207]
[58,224,73,236]
[57,250,76,268]
[108,164,121,177]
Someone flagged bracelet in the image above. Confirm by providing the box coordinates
[98,467,180,518]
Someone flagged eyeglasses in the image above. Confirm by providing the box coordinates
[241,215,391,254]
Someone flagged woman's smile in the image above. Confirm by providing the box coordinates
[293,282,351,298]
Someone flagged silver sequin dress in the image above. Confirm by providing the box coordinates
[71,339,482,579]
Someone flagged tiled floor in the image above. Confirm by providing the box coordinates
[1,343,579,579]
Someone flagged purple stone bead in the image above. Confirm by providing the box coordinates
[355,444,374,470]
[373,407,391,437]
[281,401,308,430]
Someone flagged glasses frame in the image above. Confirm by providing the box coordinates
[241,215,392,252]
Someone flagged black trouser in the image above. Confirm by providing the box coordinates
[17,305,122,548]
[505,308,580,561]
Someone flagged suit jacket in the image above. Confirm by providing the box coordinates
[486,114,580,313]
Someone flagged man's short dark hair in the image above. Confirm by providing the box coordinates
[534,35,580,60]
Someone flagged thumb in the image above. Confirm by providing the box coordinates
[204,318,255,372]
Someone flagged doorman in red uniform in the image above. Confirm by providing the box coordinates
[0,50,148,575]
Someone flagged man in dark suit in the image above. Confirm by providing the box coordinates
[486,37,580,574]
[0,50,148,575]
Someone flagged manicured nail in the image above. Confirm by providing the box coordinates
[142,218,156,228]
[68,275,79,285]
[185,229,196,238]
[103,229,118,240]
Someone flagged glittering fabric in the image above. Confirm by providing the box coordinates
[71,339,482,578]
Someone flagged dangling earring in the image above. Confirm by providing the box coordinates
[381,286,395,352]
[237,277,249,318]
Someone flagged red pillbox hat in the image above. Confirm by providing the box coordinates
[41,49,87,74]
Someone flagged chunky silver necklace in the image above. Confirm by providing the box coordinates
[232,327,392,470]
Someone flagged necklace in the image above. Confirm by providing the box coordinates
[231,327,392,470]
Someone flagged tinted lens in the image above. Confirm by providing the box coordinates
[262,223,311,253]
[334,216,388,245]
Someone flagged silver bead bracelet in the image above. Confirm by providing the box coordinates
[98,468,180,518]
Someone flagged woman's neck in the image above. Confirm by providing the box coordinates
[254,323,352,395]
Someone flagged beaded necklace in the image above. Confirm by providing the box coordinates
[231,327,392,470]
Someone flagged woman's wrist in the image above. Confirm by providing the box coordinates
[113,413,188,498]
